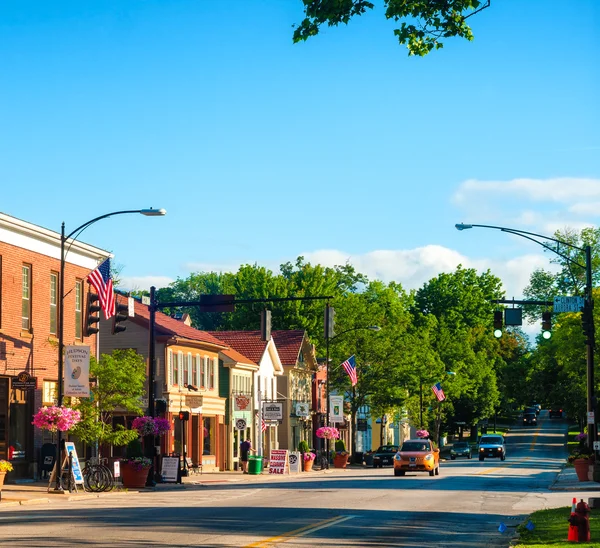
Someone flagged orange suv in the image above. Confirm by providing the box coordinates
[393,439,440,477]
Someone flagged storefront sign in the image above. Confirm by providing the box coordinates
[11,371,37,390]
[234,394,252,411]
[295,402,309,417]
[268,449,289,475]
[64,345,90,397]
[263,402,283,421]
[288,451,301,473]
[161,456,179,483]
[186,395,203,408]
[235,418,247,430]
[329,395,344,423]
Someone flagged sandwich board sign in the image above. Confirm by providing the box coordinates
[268,449,290,475]
[161,456,180,483]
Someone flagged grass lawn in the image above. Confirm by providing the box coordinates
[513,506,600,547]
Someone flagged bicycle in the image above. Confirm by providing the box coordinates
[83,457,114,492]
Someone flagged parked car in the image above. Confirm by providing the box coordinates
[393,439,440,477]
[478,434,506,461]
[450,441,472,460]
[372,445,399,468]
[549,408,563,418]
[523,412,537,426]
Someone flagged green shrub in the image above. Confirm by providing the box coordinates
[298,440,310,453]
[335,439,346,453]
[126,438,143,458]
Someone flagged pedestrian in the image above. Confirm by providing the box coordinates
[240,438,252,473]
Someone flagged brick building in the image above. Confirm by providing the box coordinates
[0,212,108,479]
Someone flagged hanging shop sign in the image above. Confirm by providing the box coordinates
[235,418,247,431]
[295,402,310,418]
[234,394,252,411]
[12,371,37,390]
[263,402,284,421]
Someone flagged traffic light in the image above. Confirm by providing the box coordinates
[324,305,335,340]
[582,301,594,345]
[178,411,190,421]
[541,311,552,340]
[112,301,129,335]
[493,310,503,338]
[85,292,101,336]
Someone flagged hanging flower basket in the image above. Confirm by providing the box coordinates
[132,416,172,437]
[416,429,429,439]
[316,427,340,440]
[32,406,81,432]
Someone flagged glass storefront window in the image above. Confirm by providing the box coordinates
[9,389,29,460]
[203,417,213,455]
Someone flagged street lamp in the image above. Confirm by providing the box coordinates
[54,208,166,491]
[455,222,595,451]
[324,322,380,466]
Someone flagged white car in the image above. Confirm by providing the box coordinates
[478,434,506,461]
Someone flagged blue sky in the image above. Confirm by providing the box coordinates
[1,1,599,329]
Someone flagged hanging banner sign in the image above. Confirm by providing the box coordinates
[263,402,284,421]
[64,345,90,397]
[268,449,289,475]
[234,394,252,411]
[329,395,344,423]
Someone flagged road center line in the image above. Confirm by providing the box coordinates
[243,515,354,547]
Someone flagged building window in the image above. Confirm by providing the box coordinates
[168,350,173,385]
[200,357,207,389]
[184,353,191,386]
[203,417,214,455]
[75,279,83,340]
[177,352,183,385]
[172,352,179,386]
[21,264,32,331]
[0,256,3,329]
[209,357,216,390]
[49,272,58,336]
[192,354,200,387]
[43,381,58,405]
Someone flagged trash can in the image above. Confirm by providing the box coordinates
[248,455,263,475]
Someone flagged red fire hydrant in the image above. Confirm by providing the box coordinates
[568,499,591,542]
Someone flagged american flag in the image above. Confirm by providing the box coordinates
[87,258,115,319]
[431,382,446,402]
[341,355,357,386]
[261,417,267,432]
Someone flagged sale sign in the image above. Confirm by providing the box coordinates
[268,449,289,475]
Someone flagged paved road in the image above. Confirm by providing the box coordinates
[0,412,574,547]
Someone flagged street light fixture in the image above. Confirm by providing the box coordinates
[54,207,166,491]
[455,222,595,451]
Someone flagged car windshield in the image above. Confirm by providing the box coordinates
[480,436,503,444]
[524,413,535,417]
[376,446,398,453]
[401,441,431,452]
[454,442,468,448]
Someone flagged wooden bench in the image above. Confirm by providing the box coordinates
[186,457,202,475]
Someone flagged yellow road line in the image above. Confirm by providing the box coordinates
[243,515,353,547]
[475,456,530,475]
[530,432,539,451]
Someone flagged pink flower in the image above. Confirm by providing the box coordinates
[316,427,340,439]
[416,429,429,439]
[32,406,81,432]
[303,452,316,461]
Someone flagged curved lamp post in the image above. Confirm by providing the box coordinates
[455,222,595,452]
[54,207,166,491]
[324,324,381,467]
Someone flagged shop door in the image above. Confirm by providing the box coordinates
[0,378,7,459]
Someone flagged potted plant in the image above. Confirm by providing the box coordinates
[32,405,82,433]
[0,459,14,498]
[303,452,316,472]
[120,439,152,488]
[568,451,595,482]
[333,440,349,468]
[316,427,340,440]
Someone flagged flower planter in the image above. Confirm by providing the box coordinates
[120,462,151,488]
[574,459,593,482]
[0,471,6,496]
[333,455,348,469]
[303,459,314,472]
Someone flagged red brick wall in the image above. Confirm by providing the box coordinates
[0,241,98,382]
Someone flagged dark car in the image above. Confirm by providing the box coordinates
[523,412,537,426]
[549,408,563,418]
[372,445,399,468]
[450,441,472,460]
[478,434,506,461]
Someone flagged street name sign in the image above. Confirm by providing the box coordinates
[553,296,585,313]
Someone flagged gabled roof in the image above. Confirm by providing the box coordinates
[123,295,228,349]
[222,347,258,368]
[205,330,266,363]
[271,330,306,366]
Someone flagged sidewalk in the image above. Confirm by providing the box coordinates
[549,464,600,492]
